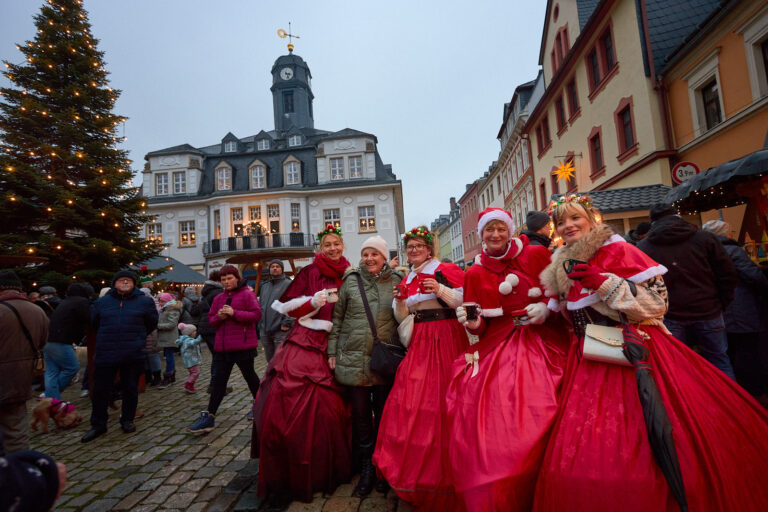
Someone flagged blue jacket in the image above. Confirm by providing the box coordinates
[92,287,159,365]
[175,334,203,368]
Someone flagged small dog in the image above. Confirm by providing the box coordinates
[30,398,82,433]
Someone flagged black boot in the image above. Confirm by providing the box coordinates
[353,456,376,497]
[170,370,176,383]
[151,371,161,386]
[375,478,390,494]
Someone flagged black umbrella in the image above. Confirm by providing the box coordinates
[621,321,688,512]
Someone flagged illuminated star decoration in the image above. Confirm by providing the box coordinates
[553,159,576,183]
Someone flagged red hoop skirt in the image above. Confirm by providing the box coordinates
[373,318,469,511]
[533,325,768,511]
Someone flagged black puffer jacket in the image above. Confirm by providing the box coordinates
[46,283,91,345]
[638,215,738,321]
[717,236,768,333]
[521,230,551,248]
[192,280,224,345]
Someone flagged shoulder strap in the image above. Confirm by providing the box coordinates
[0,301,40,356]
[354,274,379,343]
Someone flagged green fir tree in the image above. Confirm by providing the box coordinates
[0,0,163,287]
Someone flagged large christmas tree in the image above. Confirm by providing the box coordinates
[0,0,163,287]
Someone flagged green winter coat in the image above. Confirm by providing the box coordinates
[328,262,404,387]
[156,300,182,348]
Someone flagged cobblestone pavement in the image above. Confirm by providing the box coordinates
[31,347,413,512]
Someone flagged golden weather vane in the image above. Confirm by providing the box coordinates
[277,22,300,53]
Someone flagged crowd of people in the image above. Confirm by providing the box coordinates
[2,193,768,511]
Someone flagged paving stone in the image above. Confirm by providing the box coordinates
[82,498,121,512]
[154,464,179,478]
[186,503,208,512]
[223,475,253,494]
[205,492,238,512]
[208,470,237,487]
[331,483,355,497]
[360,496,397,512]
[113,490,150,510]
[138,477,165,492]
[286,500,325,512]
[233,491,265,511]
[88,478,121,492]
[171,453,194,465]
[195,485,221,502]
[131,505,158,512]
[322,497,360,512]
[164,470,193,485]
[182,458,208,470]
[223,459,248,472]
[180,478,209,493]
[64,481,91,496]
[143,484,179,504]
[64,492,97,508]
[238,459,260,477]
[194,465,221,478]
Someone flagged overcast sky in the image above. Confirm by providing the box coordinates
[1,0,545,228]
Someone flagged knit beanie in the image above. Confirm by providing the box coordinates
[702,219,731,238]
[139,275,153,284]
[178,323,196,336]
[525,211,550,232]
[39,285,57,295]
[111,270,138,287]
[268,259,284,271]
[361,235,389,258]
[0,270,23,291]
[158,292,174,303]
[649,203,677,222]
[219,264,241,280]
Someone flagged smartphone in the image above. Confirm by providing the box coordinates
[225,297,233,306]
[563,258,587,274]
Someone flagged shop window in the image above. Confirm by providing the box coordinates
[358,206,376,232]
[231,208,243,236]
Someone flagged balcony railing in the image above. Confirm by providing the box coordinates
[203,233,315,256]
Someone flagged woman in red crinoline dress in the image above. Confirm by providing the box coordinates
[446,208,569,512]
[533,194,768,512]
[373,226,469,511]
[251,225,352,504]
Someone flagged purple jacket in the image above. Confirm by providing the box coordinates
[208,281,262,352]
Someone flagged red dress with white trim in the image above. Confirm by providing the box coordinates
[252,254,352,502]
[445,237,569,512]
[373,259,469,511]
[534,226,768,511]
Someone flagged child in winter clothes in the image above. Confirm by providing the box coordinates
[175,323,203,393]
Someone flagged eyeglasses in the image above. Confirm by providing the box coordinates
[405,244,427,252]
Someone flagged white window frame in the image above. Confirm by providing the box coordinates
[155,173,168,195]
[288,135,301,147]
[179,220,196,247]
[284,161,300,185]
[257,139,270,150]
[521,138,530,169]
[682,48,725,138]
[224,141,237,153]
[738,5,768,101]
[231,207,243,236]
[290,202,301,231]
[146,222,162,242]
[173,171,186,194]
[216,167,232,191]
[358,205,376,233]
[213,210,221,239]
[250,165,265,189]
[267,204,280,219]
[324,208,341,228]
[349,155,363,178]
[330,157,344,180]
[249,205,261,221]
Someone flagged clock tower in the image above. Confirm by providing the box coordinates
[270,52,314,132]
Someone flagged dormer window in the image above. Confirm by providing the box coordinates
[155,173,168,195]
[257,139,270,150]
[216,166,232,191]
[288,135,302,147]
[224,141,237,153]
[284,161,301,185]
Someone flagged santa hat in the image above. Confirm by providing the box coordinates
[477,208,515,234]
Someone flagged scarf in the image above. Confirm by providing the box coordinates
[314,252,351,279]
[479,237,524,274]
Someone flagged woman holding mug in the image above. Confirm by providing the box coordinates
[252,224,353,505]
[374,226,469,511]
[328,235,404,497]
[533,194,768,511]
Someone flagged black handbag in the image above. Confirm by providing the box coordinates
[355,274,405,379]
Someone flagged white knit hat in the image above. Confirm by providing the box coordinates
[361,235,389,258]
[477,207,515,234]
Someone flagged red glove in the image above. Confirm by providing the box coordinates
[567,263,609,290]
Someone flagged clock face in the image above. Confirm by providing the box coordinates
[280,67,293,80]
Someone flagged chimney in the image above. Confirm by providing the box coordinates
[450,197,457,211]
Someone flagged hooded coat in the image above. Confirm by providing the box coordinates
[257,274,293,335]
[638,215,738,321]
[328,263,404,387]
[208,280,262,352]
[156,300,183,348]
[716,235,768,333]
[46,283,91,345]
[192,280,223,343]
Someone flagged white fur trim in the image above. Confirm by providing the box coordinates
[603,234,627,246]
[271,296,310,315]
[298,317,333,332]
[528,287,542,298]
[481,307,504,318]
[474,253,482,265]
[547,297,561,312]
[626,264,668,283]
[405,292,436,307]
[406,259,440,284]
[478,209,515,234]
[566,292,601,310]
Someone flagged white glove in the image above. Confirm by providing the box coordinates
[311,289,328,308]
[525,302,549,325]
[456,305,482,330]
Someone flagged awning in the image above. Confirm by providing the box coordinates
[131,256,205,284]
[666,149,768,213]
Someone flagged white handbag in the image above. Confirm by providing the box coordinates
[397,313,414,349]
[583,324,631,367]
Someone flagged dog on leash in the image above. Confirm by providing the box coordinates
[30,398,82,433]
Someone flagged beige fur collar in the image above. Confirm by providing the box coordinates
[539,224,615,298]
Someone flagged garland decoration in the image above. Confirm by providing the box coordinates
[402,226,434,245]
[317,223,342,242]
[547,193,593,217]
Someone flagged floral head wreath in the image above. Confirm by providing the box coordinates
[547,193,593,217]
[316,224,342,242]
[402,226,434,245]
